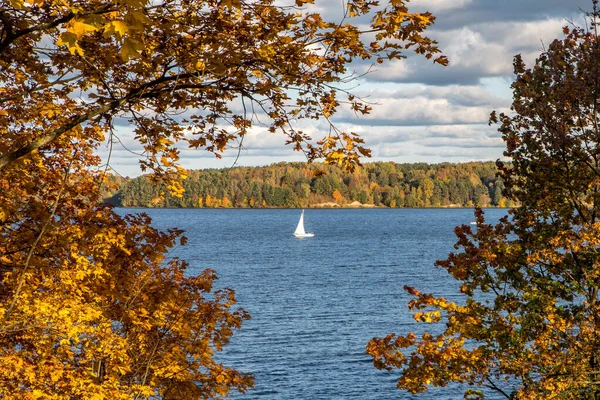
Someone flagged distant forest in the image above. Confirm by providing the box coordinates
[105,161,515,208]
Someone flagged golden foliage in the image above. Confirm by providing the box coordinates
[368,8,600,399]
[0,0,445,180]
[0,154,253,397]
[0,0,444,397]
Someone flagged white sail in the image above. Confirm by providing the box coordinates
[294,209,314,237]
[294,210,306,235]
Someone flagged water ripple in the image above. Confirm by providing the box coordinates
[126,208,509,400]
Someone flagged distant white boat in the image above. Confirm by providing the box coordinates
[294,209,315,238]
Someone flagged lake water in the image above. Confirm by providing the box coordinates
[119,208,508,399]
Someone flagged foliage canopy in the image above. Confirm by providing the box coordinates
[367,5,600,399]
[108,161,510,209]
[0,0,444,397]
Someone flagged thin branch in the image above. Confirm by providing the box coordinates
[483,376,513,399]
[0,97,126,171]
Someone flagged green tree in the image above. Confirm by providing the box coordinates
[367,7,600,399]
[113,161,508,209]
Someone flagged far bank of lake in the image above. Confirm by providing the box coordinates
[106,161,515,209]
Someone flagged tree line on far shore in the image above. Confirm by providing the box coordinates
[105,161,514,208]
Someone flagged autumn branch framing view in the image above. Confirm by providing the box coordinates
[2,0,600,398]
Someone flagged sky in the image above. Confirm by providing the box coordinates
[100,0,593,177]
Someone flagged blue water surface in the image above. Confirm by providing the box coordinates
[118,208,509,399]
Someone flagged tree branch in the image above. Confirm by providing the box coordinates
[0,98,124,171]
[0,5,116,54]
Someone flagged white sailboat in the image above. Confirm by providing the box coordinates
[294,209,315,238]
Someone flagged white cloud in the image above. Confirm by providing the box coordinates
[365,96,491,125]
[333,83,510,127]
[411,0,474,12]
[368,18,568,85]
[99,1,590,175]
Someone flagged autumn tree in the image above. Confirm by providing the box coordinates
[367,3,600,399]
[0,0,445,398]
[115,161,505,208]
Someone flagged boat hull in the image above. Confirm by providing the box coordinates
[294,232,315,238]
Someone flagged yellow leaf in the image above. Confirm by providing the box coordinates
[50,369,62,383]
[121,37,143,61]
[69,19,99,39]
[126,10,152,30]
[9,0,24,8]
[57,32,84,56]
[104,20,129,39]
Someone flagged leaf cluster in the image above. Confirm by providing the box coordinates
[368,8,600,399]
[0,0,446,185]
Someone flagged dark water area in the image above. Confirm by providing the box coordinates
[118,208,509,399]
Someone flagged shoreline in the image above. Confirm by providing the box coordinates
[113,204,510,210]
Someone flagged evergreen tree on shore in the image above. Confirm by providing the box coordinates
[113,161,510,209]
